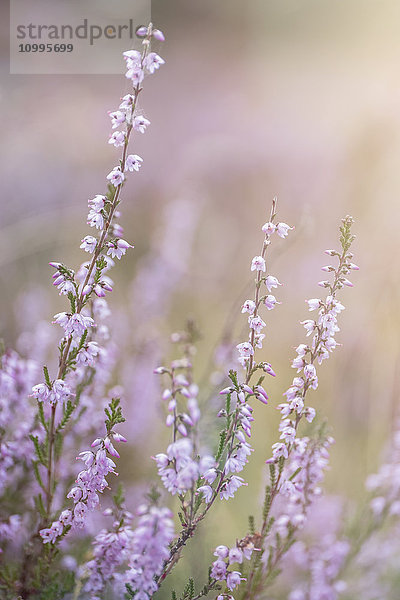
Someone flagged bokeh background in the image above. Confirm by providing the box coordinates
[1,0,400,594]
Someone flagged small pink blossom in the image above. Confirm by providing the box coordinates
[251,255,266,272]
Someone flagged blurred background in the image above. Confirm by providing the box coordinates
[1,0,400,593]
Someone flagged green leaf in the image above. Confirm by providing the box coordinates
[43,366,52,387]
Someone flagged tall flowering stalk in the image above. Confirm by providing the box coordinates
[8,23,166,599]
[288,420,400,600]
[238,216,358,600]
[155,201,293,598]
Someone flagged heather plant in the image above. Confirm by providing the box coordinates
[1,19,399,600]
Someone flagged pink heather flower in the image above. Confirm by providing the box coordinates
[303,363,317,380]
[227,571,245,590]
[304,407,316,423]
[229,547,243,564]
[263,362,276,377]
[106,239,134,260]
[31,383,50,403]
[236,342,254,358]
[109,109,126,128]
[251,255,266,272]
[280,426,296,443]
[59,509,72,525]
[203,468,217,484]
[107,167,125,186]
[80,235,97,253]
[296,344,309,357]
[276,222,294,238]
[145,52,165,74]
[197,485,213,503]
[87,210,104,230]
[104,437,119,458]
[301,319,315,336]
[125,154,143,172]
[211,560,227,580]
[254,385,269,404]
[261,221,276,235]
[152,28,165,41]
[126,67,144,84]
[136,26,148,37]
[241,299,256,314]
[119,94,134,110]
[40,523,63,544]
[214,545,229,559]
[88,194,106,212]
[307,298,321,311]
[133,115,150,133]
[265,275,282,292]
[123,49,141,63]
[342,278,353,287]
[249,315,266,333]
[108,130,125,147]
[270,442,289,460]
[264,294,280,310]
[50,379,73,404]
[220,476,246,500]
[77,342,99,367]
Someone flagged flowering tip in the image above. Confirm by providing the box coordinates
[136,25,148,37]
[255,385,268,402]
[91,438,102,447]
[256,394,269,405]
[113,433,127,443]
[242,384,253,395]
[343,278,354,287]
[154,366,167,374]
[219,387,234,395]
[49,262,61,268]
[153,28,165,41]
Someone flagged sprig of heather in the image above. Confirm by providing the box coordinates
[81,485,134,600]
[294,419,400,600]
[154,201,293,592]
[27,24,165,531]
[240,216,357,599]
[124,504,175,599]
[39,398,126,544]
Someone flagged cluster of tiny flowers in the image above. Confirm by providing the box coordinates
[288,536,350,600]
[154,437,215,497]
[211,542,253,592]
[30,378,73,406]
[123,504,174,599]
[39,431,126,543]
[199,213,290,506]
[153,337,220,498]
[0,350,38,496]
[274,435,335,536]
[106,24,165,189]
[83,507,134,600]
[268,238,358,465]
[237,217,291,367]
[288,421,400,600]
